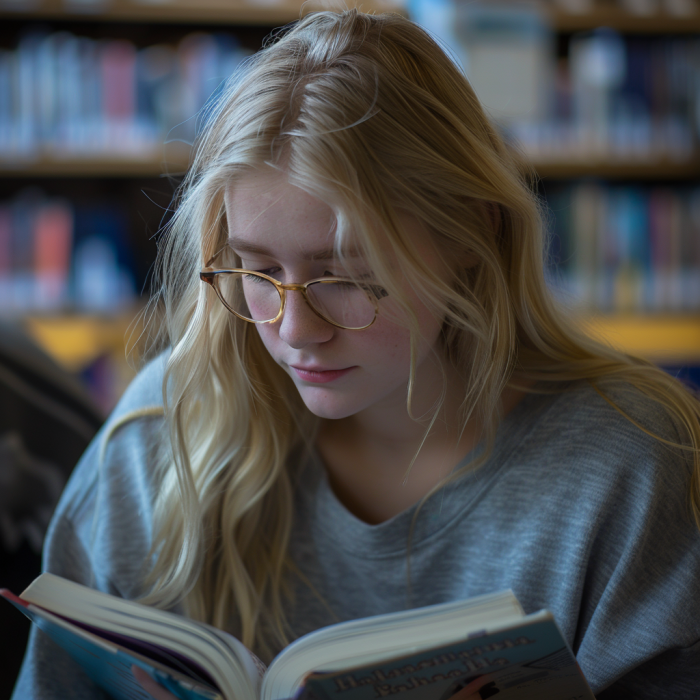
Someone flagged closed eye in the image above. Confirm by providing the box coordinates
[253,268,281,279]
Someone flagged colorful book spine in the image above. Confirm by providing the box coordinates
[446,21,700,162]
[547,182,700,313]
[0,29,252,159]
[0,189,136,315]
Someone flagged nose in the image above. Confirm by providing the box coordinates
[276,288,334,348]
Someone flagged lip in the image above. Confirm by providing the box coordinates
[290,365,356,384]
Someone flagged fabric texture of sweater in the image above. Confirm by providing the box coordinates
[11,353,700,699]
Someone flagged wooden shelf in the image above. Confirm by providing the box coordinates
[0,156,185,178]
[534,158,700,180]
[0,0,404,25]
[551,6,700,33]
[0,143,192,178]
[3,0,699,32]
[583,315,700,364]
[2,153,698,179]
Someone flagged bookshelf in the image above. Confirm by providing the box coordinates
[2,145,192,178]
[2,0,698,32]
[0,0,405,25]
[535,159,700,180]
[551,6,700,34]
[2,0,699,407]
[3,156,698,180]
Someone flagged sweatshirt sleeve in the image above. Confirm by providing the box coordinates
[11,512,111,700]
[11,354,167,700]
[566,386,700,697]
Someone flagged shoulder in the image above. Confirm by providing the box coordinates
[521,378,693,482]
[42,352,171,594]
[540,381,700,692]
[67,349,170,506]
[503,378,698,551]
[94,350,170,460]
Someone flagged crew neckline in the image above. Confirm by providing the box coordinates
[307,387,562,557]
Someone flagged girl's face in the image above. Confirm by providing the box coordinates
[224,170,449,422]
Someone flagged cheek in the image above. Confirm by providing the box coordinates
[253,323,281,355]
[369,301,443,363]
[354,312,410,360]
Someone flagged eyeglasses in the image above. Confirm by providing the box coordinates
[199,257,388,330]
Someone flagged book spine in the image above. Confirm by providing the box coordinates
[547,182,700,313]
[0,189,136,316]
[100,39,138,152]
[33,199,74,312]
[2,28,251,158]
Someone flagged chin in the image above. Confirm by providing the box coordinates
[296,389,363,421]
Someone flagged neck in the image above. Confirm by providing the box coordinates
[315,360,528,524]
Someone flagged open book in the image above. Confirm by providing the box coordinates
[2,573,594,700]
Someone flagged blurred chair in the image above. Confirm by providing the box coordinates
[0,320,103,700]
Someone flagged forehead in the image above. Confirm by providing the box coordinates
[224,171,343,259]
[223,170,436,266]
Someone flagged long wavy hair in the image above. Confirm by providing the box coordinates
[134,9,700,660]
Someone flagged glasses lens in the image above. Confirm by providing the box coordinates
[307,280,377,329]
[217,271,282,322]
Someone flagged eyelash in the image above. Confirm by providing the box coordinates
[254,267,281,277]
[252,268,372,280]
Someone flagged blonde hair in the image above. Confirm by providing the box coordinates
[135,9,700,659]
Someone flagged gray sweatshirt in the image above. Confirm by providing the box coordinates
[11,354,700,698]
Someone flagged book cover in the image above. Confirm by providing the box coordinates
[3,575,594,700]
[299,614,592,700]
[1,589,221,700]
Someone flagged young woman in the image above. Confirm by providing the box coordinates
[13,9,700,700]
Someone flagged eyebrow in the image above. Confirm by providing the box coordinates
[228,237,359,261]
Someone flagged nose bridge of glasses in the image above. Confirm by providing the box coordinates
[279,282,308,293]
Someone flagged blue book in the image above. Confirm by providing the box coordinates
[2,573,594,700]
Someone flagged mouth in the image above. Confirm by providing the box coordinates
[290,365,356,384]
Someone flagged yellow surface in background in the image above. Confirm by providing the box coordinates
[24,314,140,372]
[22,314,700,371]
[584,316,700,365]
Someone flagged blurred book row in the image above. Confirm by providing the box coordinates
[2,0,700,16]
[0,188,137,314]
[548,182,700,312]
[0,30,252,161]
[2,7,700,163]
[3,183,700,318]
[413,3,700,162]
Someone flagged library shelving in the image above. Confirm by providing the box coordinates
[0,0,405,25]
[3,0,699,32]
[2,145,192,178]
[550,5,700,34]
[3,156,698,180]
[2,0,700,406]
